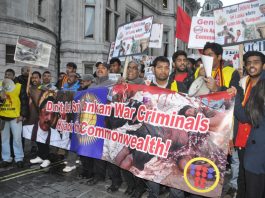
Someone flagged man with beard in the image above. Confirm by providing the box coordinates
[151,56,187,93]
[168,50,194,90]
[40,71,57,91]
[78,74,94,91]
[105,60,146,196]
[16,66,30,88]
[24,97,70,168]
[63,72,80,91]
[146,56,190,197]
[228,51,265,198]
[88,62,115,186]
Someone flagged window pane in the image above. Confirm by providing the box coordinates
[105,11,110,41]
[84,64,94,74]
[6,45,15,64]
[114,14,119,36]
[163,0,168,9]
[85,0,95,4]
[85,6,95,38]
[163,32,168,42]
[114,0,118,11]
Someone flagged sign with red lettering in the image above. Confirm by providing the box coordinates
[214,0,265,46]
[188,17,215,49]
[23,85,235,197]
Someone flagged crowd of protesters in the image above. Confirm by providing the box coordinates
[0,42,264,198]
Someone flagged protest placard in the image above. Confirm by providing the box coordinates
[14,37,52,67]
[188,17,215,49]
[112,16,153,57]
[107,42,115,63]
[214,0,265,46]
[149,23,163,48]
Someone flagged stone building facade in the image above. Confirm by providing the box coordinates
[200,0,223,17]
[0,0,200,80]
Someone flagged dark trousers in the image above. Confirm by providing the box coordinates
[108,162,122,186]
[245,170,265,198]
[237,148,246,198]
[123,169,135,188]
[93,158,106,180]
[36,142,49,160]
[80,156,94,178]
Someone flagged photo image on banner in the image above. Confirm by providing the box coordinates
[112,16,153,57]
[214,0,265,46]
[14,37,52,67]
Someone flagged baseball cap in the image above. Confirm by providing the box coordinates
[95,62,110,69]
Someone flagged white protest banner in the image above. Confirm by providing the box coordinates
[223,45,240,69]
[188,17,215,49]
[14,37,52,67]
[244,39,265,53]
[149,23,163,48]
[112,16,153,57]
[214,0,265,46]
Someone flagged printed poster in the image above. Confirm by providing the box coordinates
[14,37,52,67]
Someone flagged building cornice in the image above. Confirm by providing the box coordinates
[0,17,58,40]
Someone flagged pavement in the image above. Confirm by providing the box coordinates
[0,141,233,198]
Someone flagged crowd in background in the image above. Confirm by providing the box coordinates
[0,42,265,198]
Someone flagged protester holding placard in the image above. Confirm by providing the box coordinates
[195,42,240,92]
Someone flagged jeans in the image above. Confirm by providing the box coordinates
[229,148,239,189]
[1,119,24,162]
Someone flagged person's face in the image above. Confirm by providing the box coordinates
[22,68,30,77]
[154,61,170,81]
[39,107,53,131]
[236,30,241,36]
[127,62,139,81]
[185,107,197,117]
[67,73,77,85]
[66,66,76,75]
[110,62,120,73]
[203,48,222,69]
[59,73,66,81]
[31,74,41,86]
[260,5,265,14]
[96,64,108,77]
[173,55,187,72]
[245,55,264,78]
[42,73,51,84]
[4,72,15,80]
[145,23,150,32]
[80,80,92,89]
[186,60,194,70]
